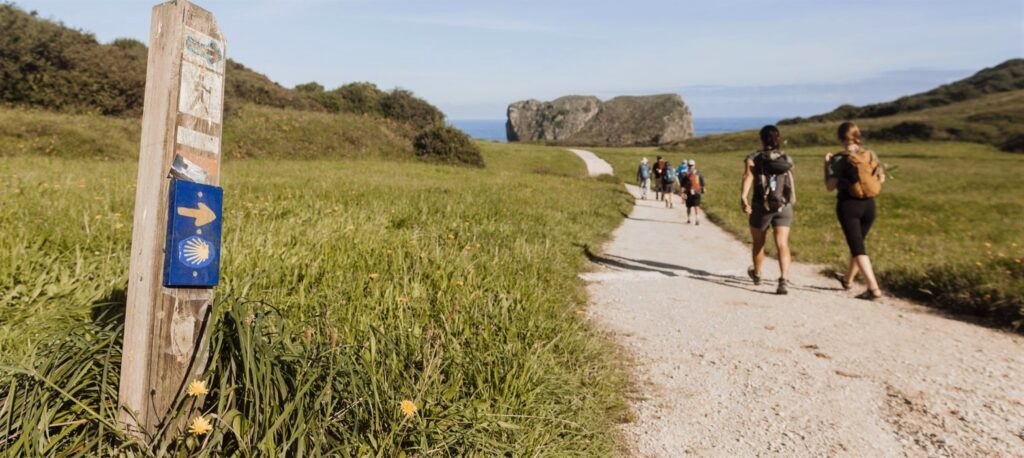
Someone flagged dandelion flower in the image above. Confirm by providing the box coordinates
[447,233,455,239]
[186,379,209,397]
[188,416,213,436]
[455,279,464,286]
[400,400,417,417]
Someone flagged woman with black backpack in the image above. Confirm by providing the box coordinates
[825,122,885,300]
[740,125,795,295]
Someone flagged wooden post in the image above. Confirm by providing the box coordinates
[119,0,226,437]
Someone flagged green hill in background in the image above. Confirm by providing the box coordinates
[0,3,481,165]
[781,59,1024,124]
[667,59,1024,154]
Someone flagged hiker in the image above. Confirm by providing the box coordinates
[681,160,705,224]
[740,125,795,295]
[676,159,689,183]
[636,157,652,199]
[661,160,677,208]
[825,121,885,300]
[652,155,668,200]
[674,159,689,205]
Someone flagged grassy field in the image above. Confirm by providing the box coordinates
[592,141,1024,328]
[0,144,633,455]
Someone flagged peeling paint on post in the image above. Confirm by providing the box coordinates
[119,0,226,438]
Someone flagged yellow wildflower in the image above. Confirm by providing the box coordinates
[188,416,213,436]
[369,273,380,280]
[186,379,208,397]
[447,233,455,239]
[975,262,983,268]
[397,295,409,304]
[455,279,464,286]
[400,400,417,417]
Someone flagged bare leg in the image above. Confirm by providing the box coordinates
[855,255,880,292]
[749,227,767,276]
[845,256,860,283]
[773,226,791,281]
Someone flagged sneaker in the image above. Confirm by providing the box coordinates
[747,267,761,286]
[776,279,789,295]
[695,219,700,226]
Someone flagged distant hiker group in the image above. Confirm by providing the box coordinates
[636,121,886,298]
[636,156,705,224]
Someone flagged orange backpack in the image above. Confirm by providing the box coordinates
[840,148,882,198]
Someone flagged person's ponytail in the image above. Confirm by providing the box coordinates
[838,122,861,146]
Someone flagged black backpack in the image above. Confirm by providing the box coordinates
[753,151,794,212]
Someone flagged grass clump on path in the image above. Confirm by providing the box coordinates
[0,144,632,455]
[592,142,1024,329]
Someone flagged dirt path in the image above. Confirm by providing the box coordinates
[569,149,1024,457]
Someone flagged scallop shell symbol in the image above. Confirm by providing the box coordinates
[178,235,214,268]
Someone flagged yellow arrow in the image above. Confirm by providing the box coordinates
[176,202,216,227]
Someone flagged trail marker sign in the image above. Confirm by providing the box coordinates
[164,179,222,287]
[119,0,226,438]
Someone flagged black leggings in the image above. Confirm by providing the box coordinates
[836,198,876,256]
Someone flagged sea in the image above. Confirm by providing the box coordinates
[450,117,779,142]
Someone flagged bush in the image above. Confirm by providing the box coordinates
[413,125,483,167]
[380,89,444,131]
[869,121,936,142]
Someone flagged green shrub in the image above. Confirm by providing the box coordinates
[380,89,445,131]
[413,125,484,167]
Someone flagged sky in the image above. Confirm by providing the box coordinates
[16,0,1024,119]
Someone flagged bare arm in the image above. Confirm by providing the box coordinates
[824,153,839,192]
[740,160,754,214]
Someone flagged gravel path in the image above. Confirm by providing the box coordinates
[570,149,1024,457]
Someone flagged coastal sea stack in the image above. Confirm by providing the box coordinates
[506,93,694,146]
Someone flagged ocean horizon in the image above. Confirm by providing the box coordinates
[450,117,780,143]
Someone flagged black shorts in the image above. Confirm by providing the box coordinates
[685,193,701,208]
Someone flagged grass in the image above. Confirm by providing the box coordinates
[0,105,413,162]
[0,143,634,455]
[591,141,1024,328]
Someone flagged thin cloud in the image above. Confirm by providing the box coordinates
[378,13,554,33]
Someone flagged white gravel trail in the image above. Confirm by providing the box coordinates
[570,149,1024,457]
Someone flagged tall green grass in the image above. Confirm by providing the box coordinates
[0,146,632,455]
[592,142,1024,328]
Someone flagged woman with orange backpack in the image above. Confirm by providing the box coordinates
[825,122,886,300]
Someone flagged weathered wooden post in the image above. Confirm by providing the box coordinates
[119,0,226,437]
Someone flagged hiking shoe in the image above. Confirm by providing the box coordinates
[776,279,789,295]
[856,289,884,301]
[833,272,851,290]
[747,267,761,286]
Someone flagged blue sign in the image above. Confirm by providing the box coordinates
[163,179,223,287]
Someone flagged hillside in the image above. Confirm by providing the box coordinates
[665,61,1024,154]
[0,3,480,164]
[781,59,1024,124]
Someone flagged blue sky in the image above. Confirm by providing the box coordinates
[17,0,1024,119]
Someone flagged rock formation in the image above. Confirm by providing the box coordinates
[506,94,693,146]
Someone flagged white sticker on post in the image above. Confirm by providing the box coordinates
[182,26,226,74]
[178,60,224,123]
[176,126,220,156]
